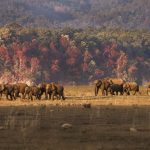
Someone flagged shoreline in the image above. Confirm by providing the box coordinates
[0,96,150,107]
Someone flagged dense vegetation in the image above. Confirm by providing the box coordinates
[0,23,149,84]
[0,0,150,29]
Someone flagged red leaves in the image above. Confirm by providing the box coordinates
[39,47,49,53]
[103,43,120,59]
[116,51,128,70]
[0,45,10,61]
[50,42,57,52]
[66,46,81,66]
[50,59,60,73]
[83,50,92,63]
[0,30,148,83]
[94,69,104,76]
[136,56,144,62]
[82,63,89,72]
[128,65,138,74]
[107,59,116,67]
[66,57,76,66]
[30,57,40,72]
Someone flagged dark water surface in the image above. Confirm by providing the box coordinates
[0,105,150,150]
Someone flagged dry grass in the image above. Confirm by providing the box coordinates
[0,85,149,107]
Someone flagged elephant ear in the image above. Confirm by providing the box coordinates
[109,80,113,85]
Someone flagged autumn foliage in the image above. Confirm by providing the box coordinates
[0,25,149,84]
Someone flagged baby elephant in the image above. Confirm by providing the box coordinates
[109,84,124,95]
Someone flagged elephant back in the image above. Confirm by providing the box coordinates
[15,83,28,92]
[107,78,125,85]
[123,82,138,90]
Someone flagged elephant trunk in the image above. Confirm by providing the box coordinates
[95,85,98,96]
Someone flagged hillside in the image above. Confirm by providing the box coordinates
[0,0,150,29]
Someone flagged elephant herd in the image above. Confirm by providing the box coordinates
[0,79,149,101]
[95,78,150,96]
[0,82,65,101]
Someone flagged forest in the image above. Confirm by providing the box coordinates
[0,23,149,84]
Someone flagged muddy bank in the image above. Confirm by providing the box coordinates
[0,105,150,150]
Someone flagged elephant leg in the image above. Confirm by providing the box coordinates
[95,86,99,96]
[147,88,149,95]
[30,95,33,101]
[133,91,136,95]
[6,92,9,100]
[62,93,65,100]
[95,86,97,96]
[101,90,104,96]
[14,91,19,98]
[28,94,30,100]
[56,94,59,100]
[51,92,55,100]
[12,92,16,100]
[13,94,16,100]
[38,94,41,100]
[105,90,107,96]
[44,91,47,99]
[22,93,25,99]
[29,93,33,101]
[126,89,130,95]
[24,93,27,99]
[10,93,13,101]
[49,93,51,100]
[120,92,123,95]
[45,92,48,99]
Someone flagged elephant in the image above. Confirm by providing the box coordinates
[38,83,47,99]
[95,79,111,96]
[0,84,5,99]
[123,82,140,95]
[2,84,16,100]
[55,84,65,100]
[146,82,150,95]
[13,83,28,99]
[108,84,124,95]
[51,83,65,100]
[25,85,42,100]
[45,83,53,100]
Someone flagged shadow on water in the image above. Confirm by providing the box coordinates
[0,105,150,150]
